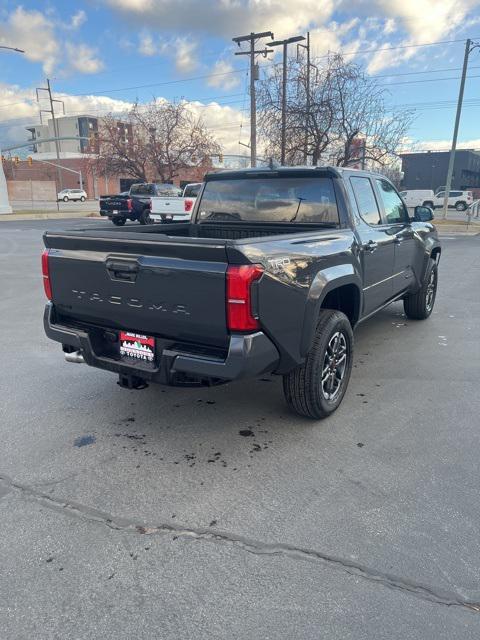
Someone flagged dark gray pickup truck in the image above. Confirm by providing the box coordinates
[42,167,440,419]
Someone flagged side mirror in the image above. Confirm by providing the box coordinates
[413,205,434,222]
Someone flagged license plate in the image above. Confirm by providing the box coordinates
[119,332,155,362]
[113,209,118,214]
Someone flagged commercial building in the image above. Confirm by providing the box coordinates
[400,150,480,192]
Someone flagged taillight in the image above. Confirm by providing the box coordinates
[127,198,133,211]
[42,249,52,300]
[184,199,193,212]
[226,264,263,331]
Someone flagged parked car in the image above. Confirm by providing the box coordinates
[150,182,202,223]
[99,183,182,225]
[57,188,87,202]
[42,166,440,419]
[431,190,473,211]
[399,189,435,209]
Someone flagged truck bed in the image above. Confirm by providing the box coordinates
[43,220,343,363]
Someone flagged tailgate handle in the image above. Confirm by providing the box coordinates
[106,259,139,282]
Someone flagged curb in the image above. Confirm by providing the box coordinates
[0,211,100,221]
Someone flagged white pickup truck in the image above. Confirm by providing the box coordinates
[150,182,202,223]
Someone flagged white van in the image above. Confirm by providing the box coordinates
[399,190,435,208]
[431,190,473,211]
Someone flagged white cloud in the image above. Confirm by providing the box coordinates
[411,138,480,152]
[0,83,245,155]
[309,19,360,56]
[0,7,60,74]
[174,38,198,73]
[138,32,157,56]
[66,43,105,74]
[184,100,247,154]
[69,10,87,30]
[365,0,477,73]
[207,60,241,90]
[103,0,336,38]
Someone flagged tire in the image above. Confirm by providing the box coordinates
[112,217,126,226]
[63,196,69,202]
[80,196,86,202]
[423,201,434,209]
[403,258,438,320]
[283,310,354,419]
[455,201,467,211]
[139,208,152,225]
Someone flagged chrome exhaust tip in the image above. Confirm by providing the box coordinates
[65,350,84,364]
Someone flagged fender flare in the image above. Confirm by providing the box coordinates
[300,264,362,357]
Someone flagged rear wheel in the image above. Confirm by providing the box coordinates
[283,310,353,419]
[112,217,126,226]
[139,208,152,224]
[403,258,438,320]
[80,196,86,202]
[455,201,467,211]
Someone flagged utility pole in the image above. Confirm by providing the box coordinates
[442,39,479,219]
[297,32,311,164]
[271,35,305,165]
[36,79,65,191]
[233,31,274,167]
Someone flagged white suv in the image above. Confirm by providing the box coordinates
[432,190,473,211]
[57,189,87,202]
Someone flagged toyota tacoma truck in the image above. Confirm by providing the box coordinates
[99,183,182,226]
[42,167,440,419]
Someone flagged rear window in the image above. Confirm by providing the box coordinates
[197,177,339,224]
[130,184,154,196]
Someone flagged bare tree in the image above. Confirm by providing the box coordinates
[92,101,220,183]
[329,58,413,168]
[257,54,414,169]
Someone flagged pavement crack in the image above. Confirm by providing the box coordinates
[1,472,479,614]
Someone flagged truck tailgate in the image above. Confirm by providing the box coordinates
[151,197,194,215]
[100,196,128,211]
[45,235,229,347]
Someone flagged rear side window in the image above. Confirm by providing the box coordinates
[184,184,201,197]
[450,191,462,197]
[350,177,381,225]
[375,179,408,224]
[198,177,339,224]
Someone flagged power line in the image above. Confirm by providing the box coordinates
[318,36,478,59]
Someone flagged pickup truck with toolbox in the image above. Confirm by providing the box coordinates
[42,166,440,419]
[99,183,182,225]
[150,182,202,224]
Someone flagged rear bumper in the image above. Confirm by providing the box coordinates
[44,303,279,384]
[100,209,132,218]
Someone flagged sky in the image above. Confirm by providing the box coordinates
[1,0,480,156]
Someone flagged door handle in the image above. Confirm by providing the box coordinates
[106,259,139,282]
[362,240,378,253]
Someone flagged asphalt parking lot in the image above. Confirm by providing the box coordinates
[1,219,480,639]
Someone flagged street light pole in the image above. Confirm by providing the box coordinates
[0,46,25,53]
[271,35,305,166]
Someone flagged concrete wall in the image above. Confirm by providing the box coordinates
[7,180,57,201]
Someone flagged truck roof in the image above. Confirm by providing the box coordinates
[204,165,386,181]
